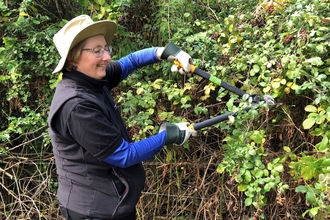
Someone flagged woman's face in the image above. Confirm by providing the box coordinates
[76,35,111,80]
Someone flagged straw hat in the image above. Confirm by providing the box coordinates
[52,15,117,73]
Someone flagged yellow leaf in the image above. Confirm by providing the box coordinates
[154,79,163,84]
[183,83,192,92]
[136,87,143,94]
[271,79,281,89]
[286,82,299,90]
[204,87,210,96]
[20,11,29,17]
[152,79,163,89]
[166,151,172,162]
[158,111,172,121]
[290,83,298,90]
[284,87,290,94]
[200,94,210,101]
[263,86,271,93]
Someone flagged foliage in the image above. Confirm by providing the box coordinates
[1,0,330,219]
[0,3,58,148]
[215,95,289,219]
[210,0,330,218]
[118,78,195,142]
[217,0,330,218]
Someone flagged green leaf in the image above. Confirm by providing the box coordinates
[271,78,282,89]
[264,182,275,192]
[166,151,172,163]
[302,118,315,129]
[248,149,256,156]
[136,87,144,94]
[263,169,269,177]
[244,162,254,169]
[184,13,190,17]
[235,174,243,183]
[238,184,248,191]
[295,185,308,193]
[250,64,260,76]
[95,0,105,5]
[322,159,330,166]
[0,147,7,154]
[315,136,329,151]
[180,96,191,105]
[250,131,264,144]
[152,80,163,90]
[158,111,172,121]
[0,133,10,142]
[301,166,317,180]
[305,57,324,66]
[216,164,226,174]
[283,146,291,153]
[253,169,264,178]
[228,115,235,123]
[274,164,284,172]
[244,197,252,206]
[315,45,325,53]
[309,207,319,216]
[244,170,252,183]
[306,192,317,204]
[78,0,89,6]
[305,105,317,113]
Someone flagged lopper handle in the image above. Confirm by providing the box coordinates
[188,111,235,130]
[174,60,195,73]
[173,60,247,97]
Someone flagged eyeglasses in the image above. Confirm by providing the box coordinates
[82,45,112,57]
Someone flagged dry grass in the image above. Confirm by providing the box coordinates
[136,130,311,220]
[0,128,312,220]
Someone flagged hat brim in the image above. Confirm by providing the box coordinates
[53,20,117,73]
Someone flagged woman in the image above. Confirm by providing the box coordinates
[48,15,197,220]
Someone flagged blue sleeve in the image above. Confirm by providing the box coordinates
[104,131,166,168]
[117,47,161,81]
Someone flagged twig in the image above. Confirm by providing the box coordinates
[199,155,213,188]
[0,167,13,179]
[8,133,47,152]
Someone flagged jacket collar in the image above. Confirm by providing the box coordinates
[63,69,108,93]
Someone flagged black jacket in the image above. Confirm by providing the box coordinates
[48,65,145,218]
